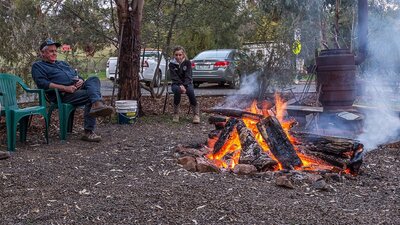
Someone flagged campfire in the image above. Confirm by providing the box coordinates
[177,94,364,176]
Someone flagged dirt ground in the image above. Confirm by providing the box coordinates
[0,96,399,225]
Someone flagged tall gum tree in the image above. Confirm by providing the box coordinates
[115,0,144,114]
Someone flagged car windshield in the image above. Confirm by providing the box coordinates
[193,50,231,60]
[141,51,162,58]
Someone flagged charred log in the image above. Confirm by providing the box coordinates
[208,130,221,139]
[297,147,349,169]
[291,132,361,158]
[204,108,264,121]
[236,120,278,169]
[213,118,239,155]
[257,116,302,170]
[347,143,364,174]
[236,120,263,162]
[208,115,229,124]
[252,154,279,171]
[208,115,229,130]
[293,132,364,173]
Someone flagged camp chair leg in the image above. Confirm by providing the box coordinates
[67,110,75,133]
[6,118,17,152]
[19,116,30,143]
[44,116,49,144]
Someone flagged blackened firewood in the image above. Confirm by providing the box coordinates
[347,143,364,174]
[252,153,279,171]
[257,116,303,170]
[213,118,239,155]
[295,136,364,174]
[291,132,361,158]
[297,146,349,169]
[208,130,221,139]
[236,120,278,170]
[208,115,229,124]
[204,108,264,120]
[208,115,229,130]
[236,120,262,159]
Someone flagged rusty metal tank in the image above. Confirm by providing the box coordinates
[316,49,357,111]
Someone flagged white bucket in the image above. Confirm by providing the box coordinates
[115,100,138,124]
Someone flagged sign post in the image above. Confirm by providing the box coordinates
[293,28,302,84]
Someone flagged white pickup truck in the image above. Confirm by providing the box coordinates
[106,50,167,86]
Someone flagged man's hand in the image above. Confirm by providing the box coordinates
[180,85,186,94]
[63,85,78,93]
[74,79,84,89]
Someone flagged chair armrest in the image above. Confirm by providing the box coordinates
[23,88,46,107]
[45,88,64,110]
[17,80,47,106]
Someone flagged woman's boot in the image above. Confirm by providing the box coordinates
[173,104,180,122]
[192,104,200,124]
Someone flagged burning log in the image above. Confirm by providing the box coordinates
[252,154,279,171]
[208,115,229,130]
[292,132,364,173]
[236,120,262,162]
[208,130,221,139]
[298,149,350,169]
[257,116,303,170]
[291,132,361,157]
[208,115,229,124]
[204,108,264,121]
[213,118,239,155]
[236,120,279,170]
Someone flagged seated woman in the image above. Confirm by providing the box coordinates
[169,46,200,124]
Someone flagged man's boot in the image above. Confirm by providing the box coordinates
[173,104,180,122]
[192,104,200,124]
[89,101,114,117]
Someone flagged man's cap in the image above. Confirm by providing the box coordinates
[40,38,61,51]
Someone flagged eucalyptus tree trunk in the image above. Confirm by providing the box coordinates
[115,0,144,107]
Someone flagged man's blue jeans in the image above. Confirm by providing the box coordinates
[60,77,102,131]
[171,83,197,106]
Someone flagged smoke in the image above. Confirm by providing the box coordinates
[215,72,260,109]
[356,9,400,151]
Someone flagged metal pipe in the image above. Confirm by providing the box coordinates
[355,0,368,65]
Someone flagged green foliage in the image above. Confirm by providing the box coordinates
[141,0,244,58]
[0,0,43,78]
[48,0,112,54]
[0,0,114,82]
[1,0,400,89]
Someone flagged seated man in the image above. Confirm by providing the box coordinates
[31,39,113,142]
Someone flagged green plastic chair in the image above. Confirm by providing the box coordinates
[0,73,49,151]
[45,89,77,140]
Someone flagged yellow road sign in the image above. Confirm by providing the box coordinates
[292,40,302,55]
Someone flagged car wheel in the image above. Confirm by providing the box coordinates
[194,82,201,88]
[229,73,241,89]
